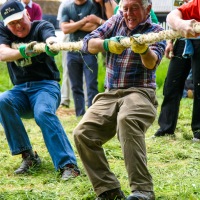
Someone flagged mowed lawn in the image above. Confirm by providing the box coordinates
[0,56,200,200]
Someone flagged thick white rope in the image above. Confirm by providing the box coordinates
[11,41,83,53]
[11,23,200,52]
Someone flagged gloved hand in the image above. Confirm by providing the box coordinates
[45,36,59,57]
[103,36,127,54]
[19,41,39,58]
[130,34,149,55]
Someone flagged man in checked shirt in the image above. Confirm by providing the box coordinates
[73,0,166,199]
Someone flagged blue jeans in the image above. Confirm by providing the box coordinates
[0,80,77,170]
[67,52,98,116]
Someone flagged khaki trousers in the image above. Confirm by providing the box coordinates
[73,87,157,196]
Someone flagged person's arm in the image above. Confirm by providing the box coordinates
[104,0,117,19]
[139,48,158,70]
[166,9,198,38]
[60,18,87,34]
[85,14,105,27]
[130,37,161,69]
[88,37,159,69]
[87,38,105,54]
[165,40,174,59]
[80,22,99,32]
[0,44,23,62]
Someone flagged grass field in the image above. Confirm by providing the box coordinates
[0,56,200,200]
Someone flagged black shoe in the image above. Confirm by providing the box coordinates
[127,191,155,200]
[96,188,126,200]
[60,164,80,180]
[14,151,41,174]
[154,130,174,137]
[192,130,200,142]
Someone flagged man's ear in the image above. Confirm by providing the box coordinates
[146,5,151,16]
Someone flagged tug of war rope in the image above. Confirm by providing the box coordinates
[12,23,200,53]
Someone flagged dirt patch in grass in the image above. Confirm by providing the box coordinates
[56,107,75,117]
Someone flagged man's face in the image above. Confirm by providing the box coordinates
[122,0,151,30]
[22,0,31,5]
[94,0,103,3]
[75,0,87,4]
[7,12,31,38]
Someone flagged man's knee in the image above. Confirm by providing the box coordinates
[0,94,11,109]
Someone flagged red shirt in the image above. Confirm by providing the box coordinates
[178,0,200,21]
[26,2,42,21]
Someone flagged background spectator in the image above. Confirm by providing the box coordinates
[57,0,73,108]
[154,39,191,137]
[21,0,42,21]
[60,0,101,117]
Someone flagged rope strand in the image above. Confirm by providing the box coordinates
[11,23,200,52]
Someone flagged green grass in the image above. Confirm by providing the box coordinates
[0,57,200,200]
[156,57,169,92]
[0,62,12,92]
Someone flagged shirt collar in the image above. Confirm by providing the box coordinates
[21,0,33,8]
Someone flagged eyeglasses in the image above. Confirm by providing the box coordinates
[8,18,23,27]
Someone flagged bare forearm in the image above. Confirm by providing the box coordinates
[80,22,99,32]
[167,9,183,30]
[167,9,199,38]
[88,38,105,54]
[61,20,85,34]
[140,49,158,69]
[104,0,117,18]
[0,45,22,62]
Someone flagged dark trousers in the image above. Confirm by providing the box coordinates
[191,39,200,132]
[158,39,191,134]
[67,52,98,116]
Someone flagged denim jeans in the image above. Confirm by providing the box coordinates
[0,80,77,170]
[67,52,98,116]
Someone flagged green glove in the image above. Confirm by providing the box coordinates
[103,36,126,54]
[45,37,59,57]
[45,45,59,57]
[130,34,149,55]
[19,41,39,58]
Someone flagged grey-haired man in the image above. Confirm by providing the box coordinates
[73,0,166,199]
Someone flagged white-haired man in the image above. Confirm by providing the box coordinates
[73,0,166,199]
